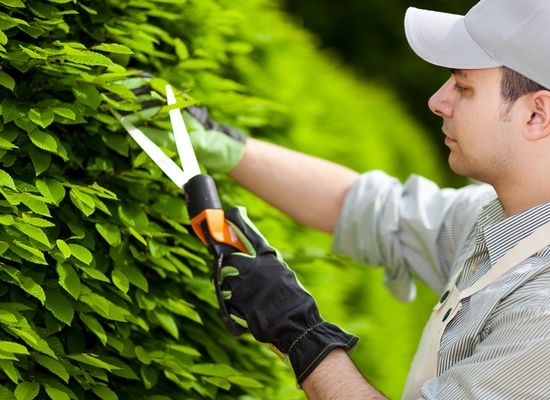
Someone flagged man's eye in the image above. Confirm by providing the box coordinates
[454,84,468,94]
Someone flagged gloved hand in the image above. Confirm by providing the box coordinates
[184,106,247,174]
[220,206,359,384]
[110,73,247,174]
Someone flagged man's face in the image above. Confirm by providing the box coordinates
[428,68,520,184]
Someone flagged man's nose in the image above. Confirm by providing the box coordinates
[428,77,454,118]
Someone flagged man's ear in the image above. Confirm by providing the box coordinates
[525,90,550,141]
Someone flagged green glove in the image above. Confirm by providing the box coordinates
[184,106,247,174]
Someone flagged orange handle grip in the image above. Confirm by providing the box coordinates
[190,209,247,253]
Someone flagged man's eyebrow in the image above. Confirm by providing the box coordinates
[449,68,468,79]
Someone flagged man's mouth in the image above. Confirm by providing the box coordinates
[444,135,457,146]
[442,126,457,145]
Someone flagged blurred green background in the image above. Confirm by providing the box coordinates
[282,0,477,161]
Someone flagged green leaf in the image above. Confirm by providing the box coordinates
[0,0,24,7]
[35,179,65,206]
[45,291,73,325]
[173,38,189,60]
[43,384,69,400]
[79,313,107,346]
[28,130,57,152]
[10,328,55,357]
[14,381,39,400]
[203,377,231,390]
[0,169,16,190]
[28,147,51,176]
[79,291,128,322]
[55,240,71,259]
[95,223,121,246]
[72,84,101,109]
[103,134,128,156]
[0,309,18,325]
[0,265,47,303]
[92,43,133,54]
[0,216,14,225]
[118,204,148,228]
[189,363,236,378]
[0,360,21,384]
[11,241,48,265]
[118,263,148,292]
[0,241,9,257]
[227,375,263,388]
[20,277,46,304]
[56,263,80,299]
[140,366,158,389]
[65,354,120,371]
[0,351,19,361]
[134,347,152,365]
[20,215,55,228]
[67,243,92,265]
[91,386,118,400]
[80,267,109,283]
[128,227,146,246]
[14,382,40,400]
[0,71,15,91]
[154,312,178,339]
[163,299,201,324]
[167,344,201,357]
[52,108,75,120]
[69,189,95,216]
[0,341,29,355]
[0,384,15,400]
[111,268,129,293]
[32,355,68,383]
[62,50,114,67]
[19,193,51,216]
[13,222,51,247]
[0,136,18,150]
[28,109,54,129]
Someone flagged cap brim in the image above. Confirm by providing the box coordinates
[405,7,501,70]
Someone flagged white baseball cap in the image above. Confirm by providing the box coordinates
[405,0,550,89]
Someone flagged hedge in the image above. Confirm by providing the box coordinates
[0,0,443,398]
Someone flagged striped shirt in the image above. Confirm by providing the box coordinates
[333,170,550,399]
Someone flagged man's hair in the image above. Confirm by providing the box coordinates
[501,67,548,104]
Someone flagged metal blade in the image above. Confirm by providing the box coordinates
[112,110,189,188]
[165,85,202,181]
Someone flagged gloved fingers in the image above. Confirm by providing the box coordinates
[218,256,253,301]
[224,206,277,257]
[185,106,246,143]
[219,265,241,299]
[186,106,211,127]
[229,313,249,329]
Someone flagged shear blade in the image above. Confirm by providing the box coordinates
[113,110,190,188]
[165,85,202,180]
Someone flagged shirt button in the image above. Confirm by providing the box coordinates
[440,290,450,303]
[442,308,453,322]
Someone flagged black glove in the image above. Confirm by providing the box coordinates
[220,207,359,384]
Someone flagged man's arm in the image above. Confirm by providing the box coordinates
[301,349,387,400]
[230,138,359,233]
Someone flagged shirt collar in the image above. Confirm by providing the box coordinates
[480,201,550,266]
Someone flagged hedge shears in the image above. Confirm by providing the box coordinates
[113,85,247,336]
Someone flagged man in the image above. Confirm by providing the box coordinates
[189,0,550,398]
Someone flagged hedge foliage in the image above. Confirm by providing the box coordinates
[0,0,443,398]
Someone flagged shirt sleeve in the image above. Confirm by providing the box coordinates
[420,297,550,399]
[332,170,496,301]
